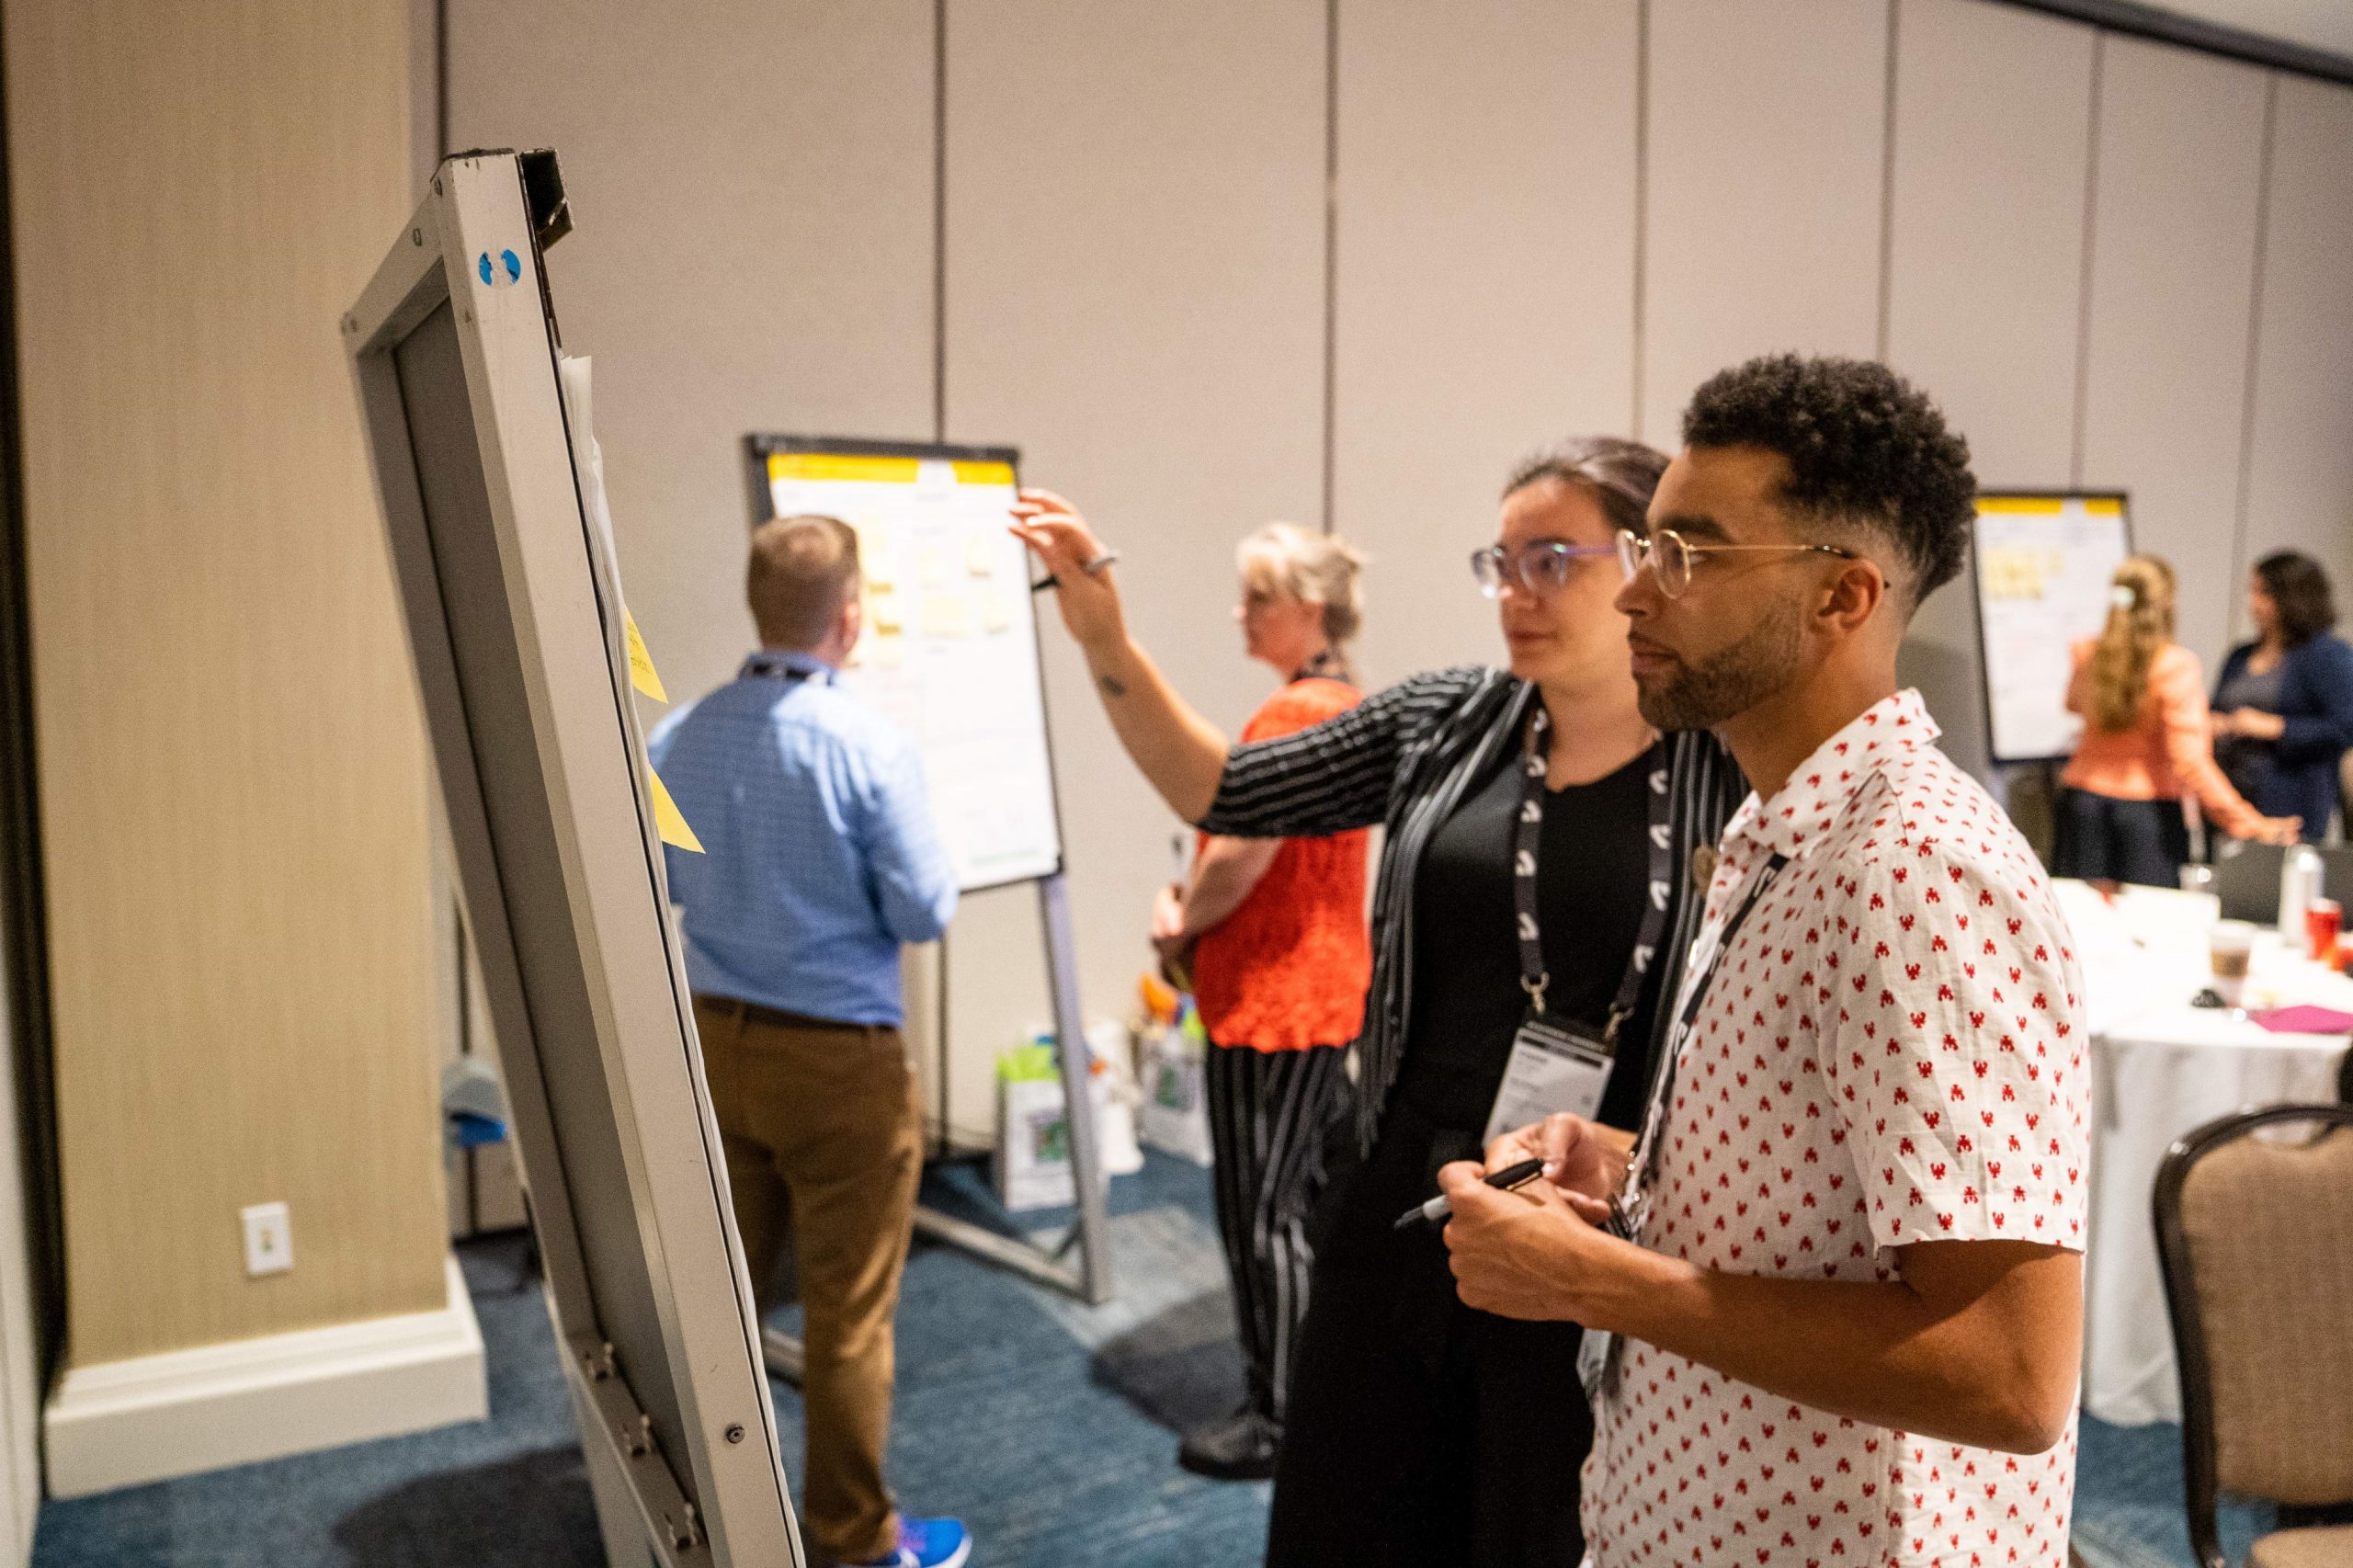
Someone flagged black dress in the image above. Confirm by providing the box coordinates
[1264,750,1661,1567]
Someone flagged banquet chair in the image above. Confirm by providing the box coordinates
[2211,842,2285,923]
[2154,1104,2353,1568]
[2211,841,2353,924]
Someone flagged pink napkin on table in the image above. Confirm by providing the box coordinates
[2251,1005,2353,1035]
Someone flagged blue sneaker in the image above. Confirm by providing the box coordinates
[848,1517,971,1568]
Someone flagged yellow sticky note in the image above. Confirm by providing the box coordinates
[648,764,703,853]
[924,593,972,638]
[869,589,904,633]
[854,520,896,588]
[625,609,668,702]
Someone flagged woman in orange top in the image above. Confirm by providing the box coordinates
[1149,521,1372,1481]
[2054,554,2300,887]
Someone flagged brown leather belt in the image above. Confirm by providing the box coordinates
[693,994,871,1034]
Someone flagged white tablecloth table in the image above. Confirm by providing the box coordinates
[2053,881,2352,1426]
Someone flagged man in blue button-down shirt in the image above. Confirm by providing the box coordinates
[651,515,967,1568]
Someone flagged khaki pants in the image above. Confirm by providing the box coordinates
[694,996,923,1565]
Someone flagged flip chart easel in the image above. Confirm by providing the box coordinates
[1970,492,2134,766]
[744,435,1112,1311]
[347,151,799,1567]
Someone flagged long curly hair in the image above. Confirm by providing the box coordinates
[2085,555,2177,733]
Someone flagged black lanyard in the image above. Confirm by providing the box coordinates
[741,653,822,686]
[1584,847,1788,1401]
[1610,849,1790,1234]
[1290,648,1347,683]
[1512,706,1673,1051]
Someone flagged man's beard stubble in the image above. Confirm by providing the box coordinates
[1633,595,1807,733]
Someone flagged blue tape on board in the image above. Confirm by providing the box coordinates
[477,253,493,285]
[502,248,521,282]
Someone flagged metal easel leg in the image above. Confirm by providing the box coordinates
[1040,872,1113,1305]
[903,872,1113,1305]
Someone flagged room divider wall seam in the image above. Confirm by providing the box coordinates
[1874,0,1902,362]
[2226,73,2280,643]
[1637,0,1656,440]
[1319,0,1338,535]
[2069,30,2105,490]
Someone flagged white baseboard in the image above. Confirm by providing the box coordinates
[43,1255,487,1498]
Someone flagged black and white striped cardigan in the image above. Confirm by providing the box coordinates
[1199,665,1749,1157]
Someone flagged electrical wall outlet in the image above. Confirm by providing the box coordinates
[241,1201,292,1278]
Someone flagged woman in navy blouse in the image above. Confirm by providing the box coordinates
[2211,551,2353,842]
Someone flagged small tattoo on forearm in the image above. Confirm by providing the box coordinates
[1098,675,1128,699]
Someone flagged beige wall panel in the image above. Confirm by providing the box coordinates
[2077,36,2268,666]
[1639,0,1890,443]
[2238,74,2353,632]
[446,0,949,1088]
[1883,0,2097,779]
[1886,0,2093,489]
[6,1,445,1359]
[944,0,1327,1108]
[1332,0,1641,690]
[446,0,938,714]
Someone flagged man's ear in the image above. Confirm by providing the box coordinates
[1818,558,1887,634]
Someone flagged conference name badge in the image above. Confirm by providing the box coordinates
[1482,1012,1613,1147]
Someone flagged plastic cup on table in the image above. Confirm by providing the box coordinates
[2209,920,2256,1008]
[2306,898,2341,968]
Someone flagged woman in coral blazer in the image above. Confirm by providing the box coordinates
[2054,554,2300,887]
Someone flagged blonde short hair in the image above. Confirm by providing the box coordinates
[748,515,859,649]
[1237,522,1369,645]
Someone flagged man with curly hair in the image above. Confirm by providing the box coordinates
[1440,355,2089,1567]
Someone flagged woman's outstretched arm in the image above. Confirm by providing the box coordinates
[1012,490,1231,823]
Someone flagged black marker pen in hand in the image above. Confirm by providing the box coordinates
[1393,1158,1548,1231]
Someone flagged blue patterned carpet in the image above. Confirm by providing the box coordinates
[31,1151,2236,1567]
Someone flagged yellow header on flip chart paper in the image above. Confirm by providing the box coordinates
[766,452,1016,487]
[767,452,921,485]
[648,766,703,853]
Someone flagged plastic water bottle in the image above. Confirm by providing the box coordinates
[2278,845,2323,937]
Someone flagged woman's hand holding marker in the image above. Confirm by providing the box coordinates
[1011,489,1125,652]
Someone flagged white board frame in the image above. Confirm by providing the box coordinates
[342,151,799,1568]
[741,433,1066,893]
[1969,490,2134,767]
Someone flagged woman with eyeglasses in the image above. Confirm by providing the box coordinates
[1013,438,1745,1568]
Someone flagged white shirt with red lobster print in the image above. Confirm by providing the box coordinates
[1582,689,2089,1568]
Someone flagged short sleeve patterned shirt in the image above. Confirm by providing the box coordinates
[1582,689,2091,1568]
